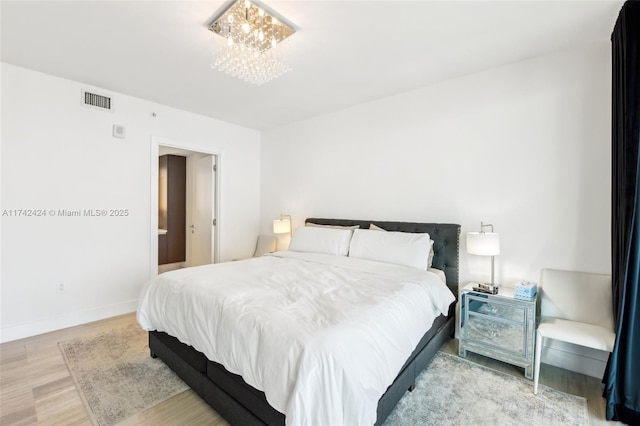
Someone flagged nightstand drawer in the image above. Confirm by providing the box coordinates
[467,297,525,323]
[464,314,526,356]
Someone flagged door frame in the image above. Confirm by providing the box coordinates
[149,136,221,279]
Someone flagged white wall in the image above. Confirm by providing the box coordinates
[261,42,612,376]
[1,63,261,342]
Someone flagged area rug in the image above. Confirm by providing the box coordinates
[61,326,588,426]
[59,323,188,426]
[383,351,588,426]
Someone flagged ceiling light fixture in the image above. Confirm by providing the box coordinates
[208,0,296,86]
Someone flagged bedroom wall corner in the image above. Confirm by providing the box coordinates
[0,63,261,342]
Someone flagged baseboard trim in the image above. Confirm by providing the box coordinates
[0,299,138,343]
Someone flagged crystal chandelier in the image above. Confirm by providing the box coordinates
[208,0,295,86]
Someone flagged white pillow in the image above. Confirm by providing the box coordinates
[368,223,435,268]
[288,226,353,256]
[349,229,431,269]
[254,234,277,257]
[427,241,435,268]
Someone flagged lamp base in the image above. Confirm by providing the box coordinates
[472,282,500,295]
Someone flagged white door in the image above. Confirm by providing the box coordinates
[187,154,216,266]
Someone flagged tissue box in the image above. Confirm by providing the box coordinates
[514,281,537,301]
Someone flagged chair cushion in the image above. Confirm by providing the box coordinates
[538,318,615,352]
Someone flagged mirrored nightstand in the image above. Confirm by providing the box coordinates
[459,283,538,379]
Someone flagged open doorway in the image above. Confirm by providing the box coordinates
[150,139,219,277]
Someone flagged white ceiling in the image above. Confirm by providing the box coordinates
[1,1,623,130]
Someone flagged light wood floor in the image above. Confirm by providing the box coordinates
[1,312,614,425]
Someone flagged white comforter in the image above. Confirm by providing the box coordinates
[137,251,455,426]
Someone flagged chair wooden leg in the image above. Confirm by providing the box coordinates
[534,331,543,394]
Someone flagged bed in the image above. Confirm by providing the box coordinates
[138,218,460,425]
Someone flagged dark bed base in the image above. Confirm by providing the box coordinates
[149,314,454,426]
[149,219,460,425]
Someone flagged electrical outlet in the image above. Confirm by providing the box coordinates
[56,282,65,293]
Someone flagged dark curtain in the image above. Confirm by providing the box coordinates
[605,1,640,424]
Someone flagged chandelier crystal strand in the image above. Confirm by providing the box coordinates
[211,39,291,86]
[209,0,295,86]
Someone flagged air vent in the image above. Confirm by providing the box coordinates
[82,90,112,110]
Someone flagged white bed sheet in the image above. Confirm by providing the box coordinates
[137,251,455,426]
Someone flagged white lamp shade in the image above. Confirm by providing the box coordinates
[466,232,500,256]
[273,218,291,234]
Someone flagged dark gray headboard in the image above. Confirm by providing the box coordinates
[305,218,460,294]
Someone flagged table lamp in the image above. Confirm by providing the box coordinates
[272,214,292,251]
[466,221,500,289]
